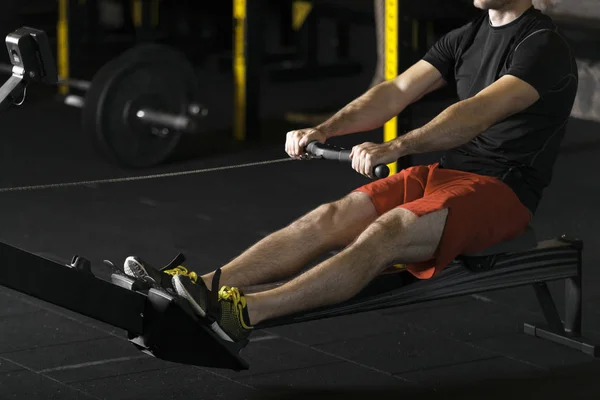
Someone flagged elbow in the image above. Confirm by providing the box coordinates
[449,100,492,139]
[461,122,489,146]
[474,120,492,136]
[381,81,412,113]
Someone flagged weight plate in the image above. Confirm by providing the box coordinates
[82,44,199,168]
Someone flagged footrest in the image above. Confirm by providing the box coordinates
[111,273,150,292]
[110,273,250,370]
[129,289,250,370]
[524,323,600,357]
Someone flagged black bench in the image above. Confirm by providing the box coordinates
[255,229,593,356]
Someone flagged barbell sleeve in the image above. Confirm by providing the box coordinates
[63,94,84,108]
[0,63,91,91]
[61,95,197,134]
[64,78,91,91]
[135,109,195,133]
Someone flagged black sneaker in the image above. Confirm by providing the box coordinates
[173,270,253,343]
[123,256,199,291]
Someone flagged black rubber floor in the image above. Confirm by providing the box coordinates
[0,87,599,400]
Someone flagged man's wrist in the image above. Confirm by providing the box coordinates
[315,124,335,139]
[390,136,410,158]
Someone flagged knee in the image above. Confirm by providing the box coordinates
[290,193,377,246]
[358,208,417,243]
[294,201,341,231]
[293,192,365,231]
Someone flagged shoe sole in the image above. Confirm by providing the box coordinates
[124,257,150,279]
[124,257,162,287]
[172,275,234,343]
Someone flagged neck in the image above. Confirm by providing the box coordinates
[488,1,532,27]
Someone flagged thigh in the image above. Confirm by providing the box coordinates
[400,169,532,279]
[353,164,431,215]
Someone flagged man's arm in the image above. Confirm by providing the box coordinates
[392,75,541,157]
[317,60,446,139]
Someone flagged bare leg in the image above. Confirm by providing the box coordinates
[246,208,449,325]
[201,192,378,288]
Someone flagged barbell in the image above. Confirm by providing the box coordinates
[0,62,91,91]
[2,44,209,168]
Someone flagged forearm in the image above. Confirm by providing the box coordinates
[317,81,413,138]
[393,98,491,156]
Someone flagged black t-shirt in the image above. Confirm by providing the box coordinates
[422,7,578,214]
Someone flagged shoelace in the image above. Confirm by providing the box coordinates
[217,286,246,307]
[163,266,198,283]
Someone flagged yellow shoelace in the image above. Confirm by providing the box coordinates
[217,286,246,307]
[163,266,198,283]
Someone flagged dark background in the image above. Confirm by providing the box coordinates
[0,1,599,399]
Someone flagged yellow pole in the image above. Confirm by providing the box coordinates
[57,0,70,95]
[412,19,419,52]
[132,0,143,28]
[233,0,247,141]
[151,0,160,27]
[426,20,435,49]
[292,1,313,31]
[384,0,398,175]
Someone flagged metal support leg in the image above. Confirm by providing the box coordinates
[532,282,565,334]
[524,236,597,356]
[564,246,583,335]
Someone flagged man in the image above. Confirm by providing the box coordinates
[125,0,578,346]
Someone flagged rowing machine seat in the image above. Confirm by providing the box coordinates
[464,226,537,257]
[459,226,537,271]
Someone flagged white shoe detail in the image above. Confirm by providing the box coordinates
[210,321,234,342]
[124,256,147,277]
[172,276,235,342]
[123,256,157,284]
[172,275,207,318]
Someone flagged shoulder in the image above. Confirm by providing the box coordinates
[514,10,572,57]
[513,28,574,72]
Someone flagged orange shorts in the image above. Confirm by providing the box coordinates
[354,163,532,279]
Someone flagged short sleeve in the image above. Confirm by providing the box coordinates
[422,25,469,83]
[507,30,574,96]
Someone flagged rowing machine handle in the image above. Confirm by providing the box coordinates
[305,142,390,179]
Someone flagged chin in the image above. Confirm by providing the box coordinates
[473,0,511,10]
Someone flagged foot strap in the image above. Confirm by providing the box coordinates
[208,268,223,316]
[159,253,187,272]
